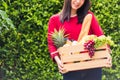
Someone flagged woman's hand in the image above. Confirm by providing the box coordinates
[106,47,112,67]
[105,46,112,67]
[106,55,112,68]
[54,56,68,74]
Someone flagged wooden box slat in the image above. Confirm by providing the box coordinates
[58,44,107,56]
[64,58,110,71]
[58,44,84,55]
[61,50,109,63]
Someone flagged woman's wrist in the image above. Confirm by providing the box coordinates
[54,56,60,63]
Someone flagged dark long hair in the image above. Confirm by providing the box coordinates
[60,0,91,23]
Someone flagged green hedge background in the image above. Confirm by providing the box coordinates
[0,0,119,80]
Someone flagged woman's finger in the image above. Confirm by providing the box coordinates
[106,57,112,67]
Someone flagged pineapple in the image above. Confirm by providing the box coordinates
[51,28,68,48]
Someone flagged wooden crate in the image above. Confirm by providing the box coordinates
[58,44,111,71]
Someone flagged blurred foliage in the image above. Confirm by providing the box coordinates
[0,0,119,80]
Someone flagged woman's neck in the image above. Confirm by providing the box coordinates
[71,9,77,17]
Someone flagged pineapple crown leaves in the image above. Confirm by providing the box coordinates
[50,28,69,48]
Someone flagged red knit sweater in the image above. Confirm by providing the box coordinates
[47,11,104,61]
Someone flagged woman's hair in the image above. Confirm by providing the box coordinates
[60,0,91,23]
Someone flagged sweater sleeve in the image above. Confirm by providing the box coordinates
[47,15,59,61]
[90,12,104,36]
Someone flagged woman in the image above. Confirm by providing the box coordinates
[47,0,104,80]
